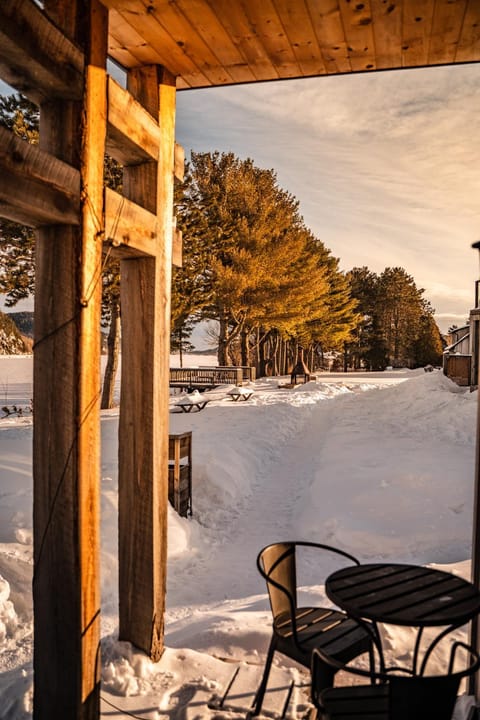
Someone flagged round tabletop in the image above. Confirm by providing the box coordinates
[325,563,480,628]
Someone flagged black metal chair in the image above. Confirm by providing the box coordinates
[311,640,480,720]
[252,541,374,717]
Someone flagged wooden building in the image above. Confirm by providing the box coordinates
[1,1,480,717]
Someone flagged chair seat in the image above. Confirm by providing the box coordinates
[274,606,372,667]
[320,684,389,719]
[253,542,375,718]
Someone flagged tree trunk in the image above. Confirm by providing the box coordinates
[179,326,183,368]
[218,315,229,365]
[101,299,120,409]
[258,331,270,377]
[241,328,249,367]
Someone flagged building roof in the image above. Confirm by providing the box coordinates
[103,0,480,90]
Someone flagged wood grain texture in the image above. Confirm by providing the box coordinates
[105,187,158,257]
[401,0,435,67]
[107,76,162,165]
[0,126,80,226]
[118,65,175,661]
[33,1,106,718]
[102,0,480,88]
[0,0,83,103]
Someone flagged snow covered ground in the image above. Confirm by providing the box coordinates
[0,355,478,718]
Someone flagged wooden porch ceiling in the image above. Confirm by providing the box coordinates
[103,0,480,90]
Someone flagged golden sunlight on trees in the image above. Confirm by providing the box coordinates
[174,151,359,372]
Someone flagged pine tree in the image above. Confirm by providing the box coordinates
[0,95,38,305]
[347,265,443,369]
[176,151,355,370]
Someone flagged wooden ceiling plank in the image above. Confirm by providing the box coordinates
[305,0,352,74]
[239,0,302,79]
[103,0,480,86]
[175,0,256,83]
[108,41,141,68]
[370,0,403,69]
[141,0,236,85]
[109,12,182,76]
[204,0,280,81]
[428,0,468,65]
[456,0,480,62]
[273,0,328,76]
[109,8,157,67]
[103,0,211,86]
[401,0,435,67]
[339,0,377,72]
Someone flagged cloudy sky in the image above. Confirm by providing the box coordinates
[2,62,480,332]
[175,62,480,333]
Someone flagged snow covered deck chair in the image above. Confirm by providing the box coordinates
[311,640,480,720]
[252,541,374,717]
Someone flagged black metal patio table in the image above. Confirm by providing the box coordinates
[325,563,480,675]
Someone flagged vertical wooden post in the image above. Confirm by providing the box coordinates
[33,2,107,717]
[471,244,480,697]
[119,66,176,658]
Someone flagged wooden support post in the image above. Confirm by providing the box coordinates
[33,2,107,717]
[119,66,176,659]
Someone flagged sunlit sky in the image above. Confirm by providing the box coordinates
[175,62,480,333]
[3,61,480,333]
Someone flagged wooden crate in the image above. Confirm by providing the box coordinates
[444,354,472,387]
[168,432,192,517]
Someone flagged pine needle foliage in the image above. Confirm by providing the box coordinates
[175,151,358,368]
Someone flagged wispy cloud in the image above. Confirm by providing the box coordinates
[177,64,480,331]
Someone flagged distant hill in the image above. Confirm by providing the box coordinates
[8,311,34,338]
[0,311,30,354]
[188,348,218,355]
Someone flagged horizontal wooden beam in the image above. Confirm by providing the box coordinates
[172,227,182,267]
[105,187,158,257]
[174,143,185,183]
[106,76,161,165]
[0,126,80,226]
[106,189,181,265]
[0,0,84,103]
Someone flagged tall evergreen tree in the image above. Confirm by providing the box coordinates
[176,151,356,369]
[348,265,443,369]
[0,95,38,305]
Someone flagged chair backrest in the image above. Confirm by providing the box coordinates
[388,673,461,720]
[390,640,480,720]
[313,640,480,720]
[257,543,297,621]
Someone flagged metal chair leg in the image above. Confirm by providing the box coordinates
[251,636,276,717]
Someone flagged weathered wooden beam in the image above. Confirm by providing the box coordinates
[174,142,185,183]
[172,226,183,267]
[105,189,181,264]
[0,126,80,226]
[105,187,158,257]
[119,65,176,661]
[33,1,107,718]
[106,76,162,165]
[0,0,84,103]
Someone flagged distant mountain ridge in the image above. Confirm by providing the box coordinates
[8,311,34,339]
[0,311,30,354]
